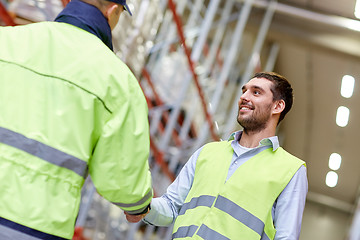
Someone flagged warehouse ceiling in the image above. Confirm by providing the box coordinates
[1,0,360,213]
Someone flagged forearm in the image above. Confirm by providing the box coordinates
[143,196,177,226]
[90,80,153,213]
[143,147,201,226]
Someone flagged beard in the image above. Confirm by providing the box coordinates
[237,103,272,133]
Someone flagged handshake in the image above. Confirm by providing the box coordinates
[124,204,151,223]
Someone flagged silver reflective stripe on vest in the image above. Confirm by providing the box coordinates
[214,195,270,240]
[179,195,216,216]
[261,231,271,240]
[0,127,87,178]
[196,224,230,240]
[112,190,152,213]
[172,225,198,239]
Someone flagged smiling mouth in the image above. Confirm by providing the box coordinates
[239,105,254,111]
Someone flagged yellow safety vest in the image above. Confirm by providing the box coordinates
[173,141,305,240]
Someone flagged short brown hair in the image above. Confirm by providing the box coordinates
[252,72,293,124]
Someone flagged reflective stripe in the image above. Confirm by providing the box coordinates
[261,231,271,240]
[196,224,230,240]
[179,195,216,216]
[0,217,68,240]
[172,225,198,239]
[0,127,87,178]
[214,195,270,240]
[112,190,152,213]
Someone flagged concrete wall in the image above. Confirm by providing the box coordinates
[300,200,352,240]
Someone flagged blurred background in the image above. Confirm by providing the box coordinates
[1,0,360,239]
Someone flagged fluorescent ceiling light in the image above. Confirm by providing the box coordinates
[356,0,360,19]
[336,106,350,127]
[329,153,342,170]
[326,171,338,188]
[341,75,355,98]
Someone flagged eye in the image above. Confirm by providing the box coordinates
[254,90,260,95]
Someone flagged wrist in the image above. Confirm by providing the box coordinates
[130,204,151,216]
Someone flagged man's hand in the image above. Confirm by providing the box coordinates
[124,211,147,223]
[124,205,150,223]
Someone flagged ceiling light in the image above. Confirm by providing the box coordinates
[326,171,338,188]
[355,0,360,19]
[336,106,350,127]
[329,153,342,170]
[341,75,355,98]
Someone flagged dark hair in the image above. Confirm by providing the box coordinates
[252,72,293,124]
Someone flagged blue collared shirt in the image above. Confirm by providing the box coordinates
[145,131,308,240]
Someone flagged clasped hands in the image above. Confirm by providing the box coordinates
[124,206,150,223]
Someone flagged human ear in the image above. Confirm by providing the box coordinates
[106,4,118,16]
[106,4,121,30]
[273,99,285,114]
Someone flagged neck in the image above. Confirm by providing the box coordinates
[54,0,113,50]
[239,124,277,148]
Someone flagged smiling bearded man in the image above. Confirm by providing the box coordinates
[136,72,308,240]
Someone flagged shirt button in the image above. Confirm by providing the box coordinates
[234,161,238,164]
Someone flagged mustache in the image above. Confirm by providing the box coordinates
[239,102,254,109]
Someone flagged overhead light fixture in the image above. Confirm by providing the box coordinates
[326,171,338,187]
[356,0,360,19]
[336,106,350,127]
[341,75,355,98]
[329,153,342,170]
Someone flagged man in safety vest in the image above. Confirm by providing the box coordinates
[128,72,308,240]
[0,0,152,239]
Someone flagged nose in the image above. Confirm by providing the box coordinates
[238,93,247,106]
[240,90,249,103]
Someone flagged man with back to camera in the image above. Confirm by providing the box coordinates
[126,72,308,240]
[0,0,153,239]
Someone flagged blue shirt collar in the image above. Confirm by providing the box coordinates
[228,130,280,151]
[55,0,113,50]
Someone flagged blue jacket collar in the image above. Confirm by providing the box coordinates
[55,0,113,50]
